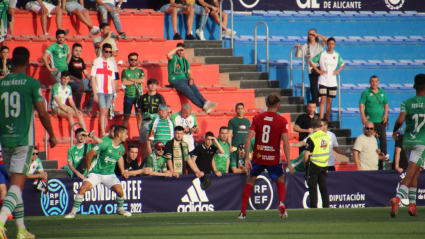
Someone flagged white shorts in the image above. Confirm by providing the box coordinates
[1,146,34,176]
[84,173,121,189]
[9,0,17,9]
[25,1,56,15]
[403,145,425,167]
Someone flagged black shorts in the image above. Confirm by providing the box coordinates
[115,72,120,80]
[319,85,337,98]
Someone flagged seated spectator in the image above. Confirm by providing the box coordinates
[165,126,204,177]
[167,105,173,117]
[42,30,71,83]
[91,43,116,136]
[49,71,86,130]
[68,43,93,112]
[26,147,47,180]
[95,0,125,36]
[138,78,166,159]
[25,0,69,36]
[115,143,151,177]
[196,0,236,37]
[0,70,6,79]
[122,52,145,130]
[101,124,118,141]
[0,46,12,76]
[159,0,196,40]
[67,128,103,179]
[166,43,217,112]
[170,104,198,153]
[63,0,100,36]
[143,142,179,177]
[353,122,381,171]
[7,0,17,35]
[192,132,224,176]
[147,104,174,154]
[93,23,119,87]
[230,143,246,174]
[228,102,250,152]
[393,132,408,173]
[213,126,230,174]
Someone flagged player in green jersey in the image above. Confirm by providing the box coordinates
[65,126,132,218]
[0,47,57,239]
[390,74,425,218]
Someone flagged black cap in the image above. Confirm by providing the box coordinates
[200,175,211,190]
[414,74,425,85]
[237,143,245,151]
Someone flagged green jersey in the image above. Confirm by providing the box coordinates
[45,42,70,74]
[229,151,245,168]
[401,96,425,145]
[213,139,230,173]
[228,116,250,148]
[144,152,168,172]
[90,140,125,175]
[285,151,306,172]
[121,68,144,98]
[359,88,388,123]
[168,55,190,83]
[101,136,112,142]
[148,117,173,146]
[0,73,44,147]
[67,143,96,174]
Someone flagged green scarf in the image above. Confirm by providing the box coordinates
[173,55,189,77]
[172,138,189,174]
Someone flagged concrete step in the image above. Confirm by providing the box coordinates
[279,104,305,113]
[336,137,356,145]
[204,56,244,65]
[254,88,293,97]
[219,64,258,73]
[329,128,351,137]
[45,169,70,178]
[194,48,233,57]
[40,160,58,170]
[240,80,279,89]
[329,121,341,129]
[229,72,269,81]
[184,40,223,49]
[280,96,304,105]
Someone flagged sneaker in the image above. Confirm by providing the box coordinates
[117,209,132,217]
[173,33,183,40]
[195,29,205,40]
[63,29,70,36]
[389,196,400,218]
[89,26,100,36]
[83,107,92,113]
[119,32,127,39]
[204,101,217,113]
[408,203,418,217]
[64,212,76,219]
[0,226,7,239]
[279,203,288,218]
[237,212,246,219]
[186,34,197,40]
[17,229,35,239]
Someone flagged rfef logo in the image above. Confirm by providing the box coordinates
[41,179,68,216]
[249,175,273,210]
[177,179,214,212]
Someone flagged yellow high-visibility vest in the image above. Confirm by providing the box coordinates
[309,130,330,167]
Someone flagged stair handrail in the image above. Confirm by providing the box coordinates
[219,0,234,49]
[338,74,341,122]
[289,47,305,97]
[43,97,48,160]
[70,122,86,146]
[254,21,269,73]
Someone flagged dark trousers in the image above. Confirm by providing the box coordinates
[309,73,320,105]
[374,122,387,170]
[307,162,329,208]
[327,166,336,171]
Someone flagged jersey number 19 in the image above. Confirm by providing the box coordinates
[1,92,21,118]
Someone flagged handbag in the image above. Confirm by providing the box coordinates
[76,143,88,174]
[370,90,389,127]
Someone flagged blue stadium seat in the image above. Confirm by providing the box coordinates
[379,36,393,39]
[252,10,266,16]
[341,84,355,91]
[369,13,384,18]
[233,37,249,42]
[342,110,356,115]
[295,83,310,88]
[359,11,373,15]
[343,39,358,44]
[277,14,292,18]
[287,36,301,40]
[404,84,414,87]
[262,13,278,18]
[400,13,414,18]
[409,63,424,67]
[383,60,398,63]
[298,11,313,15]
[389,39,404,43]
[339,13,354,19]
[414,59,425,63]
[374,39,388,43]
[399,60,414,63]
[363,63,378,68]
[368,60,383,63]
[393,108,401,111]
[324,14,338,18]
[389,84,412,91]
[334,36,348,40]
[293,14,309,18]
[389,109,399,115]
[386,132,393,138]
[332,108,341,112]
[348,36,363,39]
[354,14,368,18]
[314,11,328,15]
[404,39,419,43]
[345,62,361,67]
[394,36,408,39]
[283,11,297,14]
[258,59,267,64]
[405,11,418,14]
[275,59,290,66]
[240,35,254,39]
[344,11,358,14]
[329,11,343,14]
[298,39,307,44]
[364,36,378,40]
[359,39,373,43]
[374,11,388,14]
[414,14,425,18]
[353,60,367,63]
[346,107,360,113]
[378,63,393,67]
[271,36,286,40]
[267,11,282,14]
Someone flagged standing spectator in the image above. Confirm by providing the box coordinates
[159,0,196,40]
[67,128,103,179]
[49,71,86,130]
[320,118,350,171]
[101,124,117,141]
[93,23,119,88]
[393,132,408,173]
[25,0,69,36]
[143,142,179,177]
[42,29,72,83]
[228,102,250,152]
[293,100,317,154]
[0,46,11,76]
[310,37,345,121]
[359,75,389,170]
[353,122,380,171]
[197,0,236,37]
[68,43,93,111]
[95,0,125,36]
[122,53,145,130]
[63,0,100,36]
[147,104,174,154]
[166,43,217,112]
[170,104,198,153]
[295,29,328,105]
[230,143,246,174]
[91,43,116,137]
[138,78,166,159]
[165,126,205,177]
[304,116,330,208]
[192,132,224,176]
[213,126,231,174]
[114,143,151,177]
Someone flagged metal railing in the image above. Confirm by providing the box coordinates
[254,21,269,73]
[337,74,341,122]
[289,46,305,97]
[219,0,234,48]
[70,122,85,146]
[43,98,48,160]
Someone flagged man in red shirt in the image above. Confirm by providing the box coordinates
[238,93,294,219]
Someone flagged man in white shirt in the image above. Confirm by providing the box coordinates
[353,122,380,171]
[170,104,198,153]
[91,43,116,136]
[309,37,345,122]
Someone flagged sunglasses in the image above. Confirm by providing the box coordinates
[129,59,138,62]
[160,106,168,110]
[104,51,112,54]
[168,111,172,114]
[156,148,164,151]
[33,153,39,155]
[320,125,325,127]
[238,148,245,152]
[365,127,374,130]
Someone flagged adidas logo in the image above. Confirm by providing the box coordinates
[177,178,215,212]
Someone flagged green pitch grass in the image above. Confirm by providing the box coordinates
[4,207,425,239]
